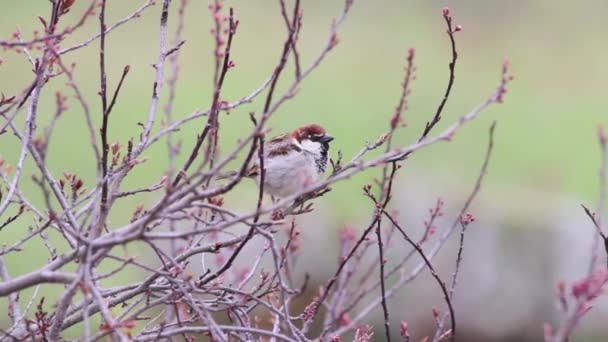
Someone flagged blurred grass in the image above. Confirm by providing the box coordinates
[1,0,607,337]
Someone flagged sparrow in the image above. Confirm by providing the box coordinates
[220,124,334,198]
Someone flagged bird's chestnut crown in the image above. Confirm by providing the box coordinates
[293,124,334,144]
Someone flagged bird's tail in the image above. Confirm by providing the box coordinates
[215,170,239,180]
[215,165,259,181]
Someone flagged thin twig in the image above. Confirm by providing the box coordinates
[434,121,497,341]
[381,209,456,342]
[418,8,459,143]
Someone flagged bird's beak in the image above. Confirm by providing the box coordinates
[320,134,334,143]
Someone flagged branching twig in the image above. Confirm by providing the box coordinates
[433,121,497,341]
[381,209,456,342]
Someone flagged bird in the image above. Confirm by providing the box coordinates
[219,124,334,198]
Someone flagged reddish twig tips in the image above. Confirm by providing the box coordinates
[581,204,608,268]
[173,5,238,185]
[547,123,608,339]
[418,7,460,143]
[495,58,512,103]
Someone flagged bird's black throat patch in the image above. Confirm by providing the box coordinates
[315,142,330,174]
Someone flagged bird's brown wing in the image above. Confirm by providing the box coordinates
[265,134,301,158]
[245,164,260,177]
[218,135,301,179]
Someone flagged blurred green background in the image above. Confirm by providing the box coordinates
[1,0,608,341]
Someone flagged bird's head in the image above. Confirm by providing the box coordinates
[292,124,334,154]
